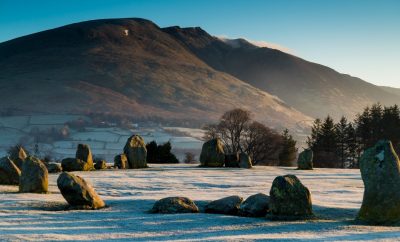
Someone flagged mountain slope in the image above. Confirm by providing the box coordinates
[0,18,310,130]
[163,26,400,120]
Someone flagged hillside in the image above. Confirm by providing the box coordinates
[163,26,400,120]
[0,18,310,131]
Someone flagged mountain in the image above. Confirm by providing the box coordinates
[380,86,400,97]
[163,26,400,120]
[0,18,310,131]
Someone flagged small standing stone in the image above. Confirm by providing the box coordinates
[46,162,63,173]
[239,152,252,168]
[239,193,270,217]
[61,158,93,172]
[0,157,21,185]
[199,138,225,167]
[123,135,147,169]
[76,144,94,168]
[205,195,243,215]
[297,149,313,170]
[150,197,199,214]
[114,154,129,169]
[57,172,105,209]
[19,156,48,193]
[269,174,312,220]
[94,160,107,170]
[357,140,400,225]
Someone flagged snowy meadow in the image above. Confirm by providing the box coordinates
[1,164,400,241]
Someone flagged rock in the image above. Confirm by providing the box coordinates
[57,172,105,209]
[239,193,270,217]
[61,158,93,172]
[224,153,239,167]
[94,160,107,170]
[0,157,21,185]
[200,138,225,167]
[205,195,243,215]
[19,156,48,193]
[123,135,147,169]
[150,197,199,214]
[269,174,313,220]
[357,140,400,225]
[297,149,313,170]
[46,162,62,173]
[239,152,252,168]
[9,146,27,169]
[114,154,129,169]
[75,144,94,168]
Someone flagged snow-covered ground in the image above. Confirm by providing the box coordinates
[1,165,399,241]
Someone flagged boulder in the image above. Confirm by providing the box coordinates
[57,172,105,209]
[224,153,239,167]
[269,174,312,220]
[75,144,93,168]
[357,140,400,225]
[0,156,21,185]
[94,160,107,170]
[200,138,225,167]
[114,154,129,169]
[297,149,313,170]
[46,162,62,173]
[123,135,147,169]
[9,146,27,169]
[239,193,270,217]
[205,195,243,215]
[239,152,252,168]
[61,158,93,172]
[150,197,199,214]
[19,156,48,193]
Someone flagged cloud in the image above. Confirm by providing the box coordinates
[217,35,293,54]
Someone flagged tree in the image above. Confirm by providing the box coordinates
[278,129,297,166]
[183,152,196,164]
[335,116,348,168]
[146,141,179,163]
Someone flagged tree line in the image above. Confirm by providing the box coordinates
[307,103,400,168]
[203,108,297,166]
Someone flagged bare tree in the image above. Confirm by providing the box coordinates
[183,152,196,164]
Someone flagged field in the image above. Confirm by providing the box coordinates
[1,164,400,241]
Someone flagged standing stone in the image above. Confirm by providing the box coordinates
[269,174,312,220]
[297,149,313,170]
[76,144,93,168]
[19,156,48,193]
[150,197,199,214]
[239,152,252,168]
[205,195,243,215]
[57,172,105,209]
[123,135,147,169]
[114,154,129,169]
[357,140,400,225]
[200,138,225,167]
[0,157,21,185]
[9,146,27,169]
[239,193,270,217]
[46,162,63,173]
[61,158,93,171]
[225,153,239,167]
[94,160,107,170]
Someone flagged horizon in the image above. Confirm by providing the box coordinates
[0,0,399,88]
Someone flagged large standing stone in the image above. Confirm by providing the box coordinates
[297,149,313,170]
[239,193,270,217]
[19,156,48,193]
[114,154,129,169]
[200,138,225,167]
[0,157,21,185]
[225,153,239,167]
[9,146,27,169]
[239,152,252,168]
[61,158,93,172]
[76,144,93,167]
[205,195,243,215]
[357,140,400,225]
[57,172,105,209]
[269,174,312,220]
[123,135,147,169]
[150,197,199,214]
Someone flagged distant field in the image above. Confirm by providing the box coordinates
[1,165,398,241]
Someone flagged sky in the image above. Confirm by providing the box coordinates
[0,0,399,87]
